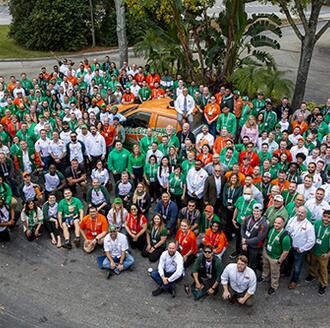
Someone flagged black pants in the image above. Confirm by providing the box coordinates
[44,221,60,237]
[89,155,102,171]
[91,203,110,216]
[141,245,164,262]
[183,253,196,268]
[245,247,262,273]
[132,167,144,185]
[25,228,38,242]
[149,181,159,200]
[171,193,185,210]
[234,223,242,254]
[0,228,10,242]
[127,233,147,251]
[224,207,235,241]
[113,173,121,183]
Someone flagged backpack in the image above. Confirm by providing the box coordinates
[279,230,292,253]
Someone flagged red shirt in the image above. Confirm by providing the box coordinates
[146,74,160,89]
[101,125,116,147]
[151,88,165,99]
[121,92,135,104]
[126,213,147,234]
[175,229,198,256]
[238,151,260,167]
[134,73,145,86]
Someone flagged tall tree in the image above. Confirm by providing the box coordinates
[264,0,330,109]
[114,0,128,66]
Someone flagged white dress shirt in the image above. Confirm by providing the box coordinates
[305,198,330,223]
[186,167,208,199]
[174,94,195,115]
[158,250,184,283]
[286,216,315,252]
[221,263,257,294]
[85,133,106,157]
[35,137,51,157]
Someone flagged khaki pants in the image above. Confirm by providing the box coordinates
[83,239,103,253]
[308,253,329,287]
[262,248,281,290]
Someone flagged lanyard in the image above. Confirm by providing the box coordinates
[317,225,329,241]
[241,200,252,216]
[221,114,229,127]
[90,217,98,233]
[210,231,220,245]
[247,217,261,233]
[171,175,181,190]
[228,187,236,200]
[151,225,159,241]
[179,230,189,245]
[285,191,297,204]
[268,228,284,247]
[162,203,170,218]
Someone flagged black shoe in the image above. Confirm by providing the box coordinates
[318,286,326,296]
[305,274,316,283]
[62,240,72,249]
[229,251,238,259]
[257,276,264,283]
[74,237,80,247]
[152,287,164,296]
[106,270,113,279]
[169,285,176,298]
[184,284,191,295]
[268,287,276,295]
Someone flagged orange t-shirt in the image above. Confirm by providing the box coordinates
[271,178,290,192]
[196,152,213,166]
[101,125,116,147]
[79,213,108,240]
[213,136,230,155]
[152,88,165,99]
[176,229,198,256]
[204,103,220,123]
[203,228,228,254]
[291,120,309,135]
[122,93,135,103]
[146,74,160,89]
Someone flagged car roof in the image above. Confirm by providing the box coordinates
[117,98,175,116]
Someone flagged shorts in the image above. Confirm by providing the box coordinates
[64,217,78,226]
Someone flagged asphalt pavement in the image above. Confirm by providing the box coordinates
[0,224,329,328]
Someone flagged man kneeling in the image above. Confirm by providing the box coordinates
[221,255,256,306]
[151,242,184,298]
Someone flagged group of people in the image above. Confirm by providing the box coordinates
[0,56,329,305]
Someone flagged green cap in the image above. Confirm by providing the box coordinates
[100,103,106,108]
[113,197,122,204]
[109,224,117,232]
[111,106,118,111]
[242,96,249,101]
[233,90,240,95]
[81,124,88,129]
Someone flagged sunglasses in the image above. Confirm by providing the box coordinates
[204,250,212,254]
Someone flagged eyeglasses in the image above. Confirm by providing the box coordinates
[204,250,212,254]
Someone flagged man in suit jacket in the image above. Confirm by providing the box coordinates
[204,164,224,212]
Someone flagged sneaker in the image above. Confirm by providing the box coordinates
[62,240,72,249]
[288,282,297,289]
[229,251,238,259]
[257,276,264,283]
[318,286,326,296]
[305,274,316,283]
[169,285,176,298]
[184,284,191,295]
[268,287,276,295]
[74,237,80,247]
[152,287,164,296]
[106,270,113,279]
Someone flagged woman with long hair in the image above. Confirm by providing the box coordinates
[91,160,110,187]
[124,203,147,250]
[143,154,159,202]
[168,165,186,209]
[175,219,198,268]
[142,214,167,262]
[106,198,128,233]
[240,115,259,146]
[20,200,43,241]
[168,146,179,170]
[222,173,243,241]
[128,144,145,185]
[132,182,151,217]
[196,144,213,166]
[157,156,171,194]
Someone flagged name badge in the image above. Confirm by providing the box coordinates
[228,199,233,204]
[267,244,272,252]
[316,239,322,245]
[92,232,97,237]
[150,177,155,182]
[246,231,251,238]
[162,215,167,221]
[170,188,175,193]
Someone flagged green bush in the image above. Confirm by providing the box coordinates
[9,0,91,51]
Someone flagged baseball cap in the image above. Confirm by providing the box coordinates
[109,224,117,232]
[81,124,88,129]
[22,172,30,178]
[204,205,214,212]
[113,197,123,204]
[274,195,284,202]
[253,203,263,211]
[263,172,272,178]
[242,96,249,101]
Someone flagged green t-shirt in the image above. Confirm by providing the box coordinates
[143,162,158,182]
[313,220,330,257]
[168,173,185,196]
[266,228,291,259]
[148,222,167,246]
[58,197,83,218]
[234,196,257,225]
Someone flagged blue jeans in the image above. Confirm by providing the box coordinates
[178,113,193,127]
[102,253,134,274]
[291,250,305,283]
[41,156,51,171]
[151,270,181,290]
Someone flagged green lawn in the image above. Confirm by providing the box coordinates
[0,25,110,59]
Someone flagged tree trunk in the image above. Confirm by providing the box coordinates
[89,0,96,48]
[114,0,128,66]
[291,34,315,110]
